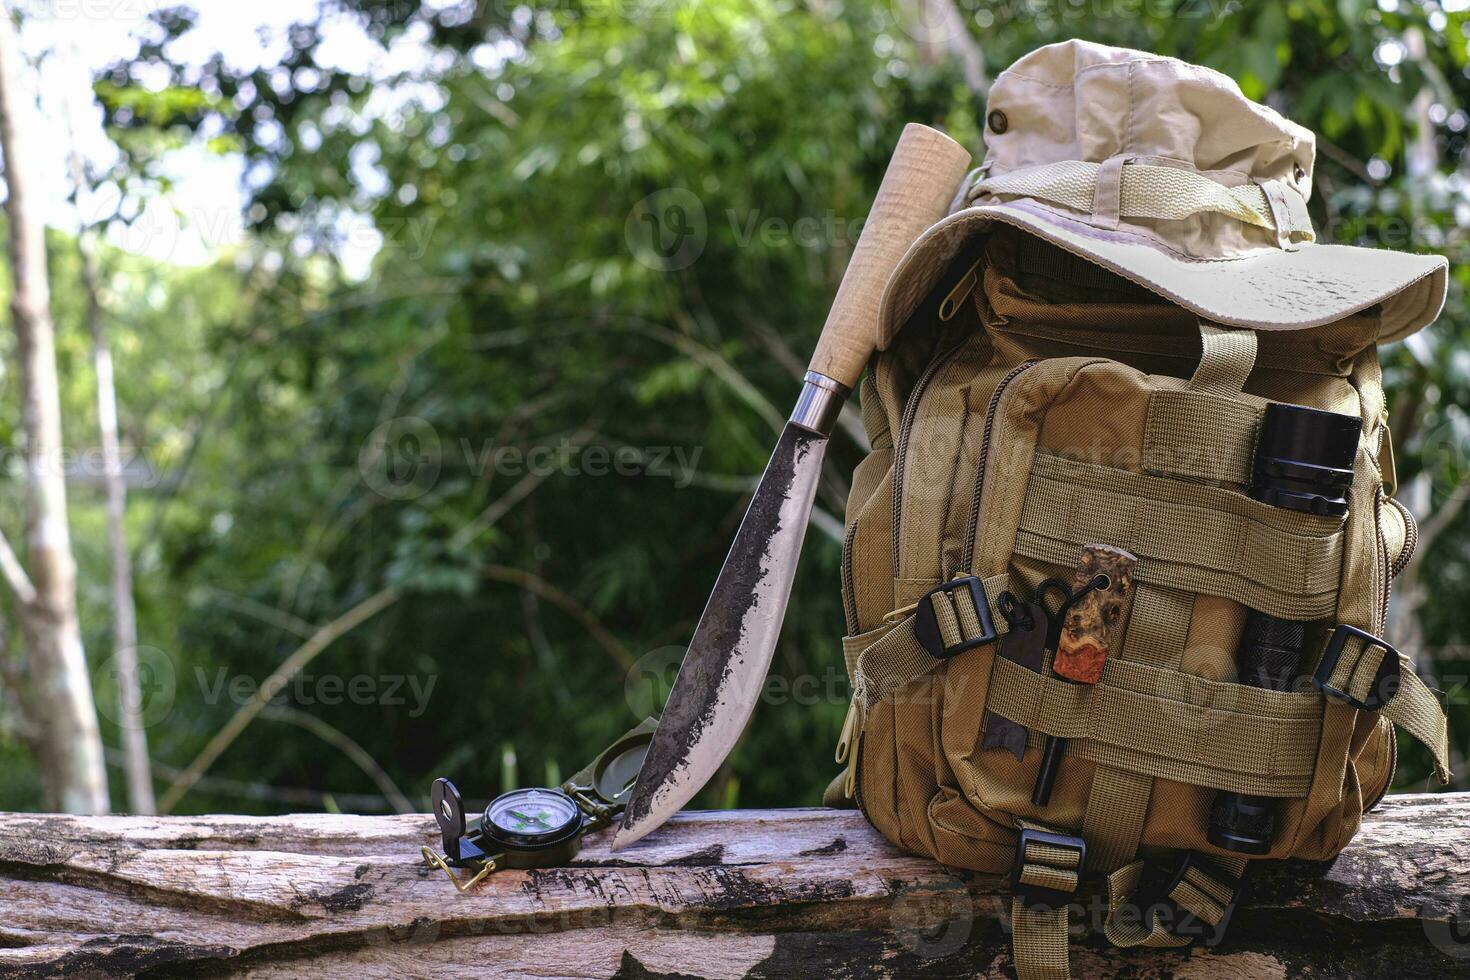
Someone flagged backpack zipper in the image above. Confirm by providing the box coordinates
[1374,485,1392,632]
[961,359,1040,569]
[840,517,861,634]
[889,343,968,568]
[1365,485,1411,809]
[1387,496,1418,579]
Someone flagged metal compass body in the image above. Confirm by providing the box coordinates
[481,788,584,866]
[422,718,657,891]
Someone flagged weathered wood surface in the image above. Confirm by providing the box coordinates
[2,794,1468,978]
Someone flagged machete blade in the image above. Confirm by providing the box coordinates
[613,424,827,849]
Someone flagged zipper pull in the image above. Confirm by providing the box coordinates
[838,695,865,800]
[835,697,858,764]
[1377,422,1397,498]
[938,257,983,321]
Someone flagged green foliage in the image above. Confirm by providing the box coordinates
[1,0,1467,813]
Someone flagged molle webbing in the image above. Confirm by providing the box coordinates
[985,655,1322,797]
[849,597,1450,802]
[1142,388,1260,485]
[1017,453,1345,621]
[1115,584,1192,671]
[1103,854,1246,949]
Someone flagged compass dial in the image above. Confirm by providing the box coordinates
[482,788,583,847]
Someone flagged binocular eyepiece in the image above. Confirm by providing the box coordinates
[1208,403,1360,855]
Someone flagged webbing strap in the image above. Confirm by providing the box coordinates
[1019,453,1346,621]
[851,573,1011,712]
[1011,820,1084,980]
[1118,584,1192,668]
[1142,388,1260,486]
[969,160,1315,243]
[1319,632,1451,783]
[841,622,892,686]
[1103,854,1246,949]
[1189,322,1257,397]
[1012,900,1071,980]
[1079,582,1184,872]
[1081,768,1152,872]
[986,656,1321,796]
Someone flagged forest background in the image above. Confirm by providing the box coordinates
[0,0,1466,816]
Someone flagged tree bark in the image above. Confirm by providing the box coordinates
[0,796,1466,977]
[69,132,155,815]
[0,3,109,814]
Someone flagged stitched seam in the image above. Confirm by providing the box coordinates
[1074,57,1179,77]
[995,69,1075,90]
[1124,61,1135,156]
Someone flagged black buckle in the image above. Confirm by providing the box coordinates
[1011,828,1085,911]
[1149,853,1240,946]
[914,576,998,660]
[1313,625,1401,711]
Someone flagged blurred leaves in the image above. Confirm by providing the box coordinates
[1,0,1467,810]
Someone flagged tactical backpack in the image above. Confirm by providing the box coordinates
[827,225,1452,975]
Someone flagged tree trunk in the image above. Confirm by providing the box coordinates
[70,135,154,815]
[0,3,109,814]
[0,797,1466,977]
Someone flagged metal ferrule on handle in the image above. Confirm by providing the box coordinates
[789,372,850,437]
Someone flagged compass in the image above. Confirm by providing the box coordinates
[482,788,584,853]
[422,718,656,891]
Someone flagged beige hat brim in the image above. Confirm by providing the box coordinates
[879,199,1449,347]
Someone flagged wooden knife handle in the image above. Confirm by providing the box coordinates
[807,124,972,390]
[1053,544,1137,686]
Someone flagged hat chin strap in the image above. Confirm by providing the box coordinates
[968,159,1315,247]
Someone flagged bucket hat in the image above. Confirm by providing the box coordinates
[879,40,1449,345]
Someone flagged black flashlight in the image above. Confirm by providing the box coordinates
[1207,403,1359,855]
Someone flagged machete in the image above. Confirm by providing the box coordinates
[614,124,973,849]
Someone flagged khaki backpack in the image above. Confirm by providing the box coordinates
[825,41,1452,977]
[827,228,1451,973]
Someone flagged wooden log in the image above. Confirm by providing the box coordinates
[1,794,1468,978]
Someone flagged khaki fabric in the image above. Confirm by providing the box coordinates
[834,205,1448,977]
[877,40,1447,347]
